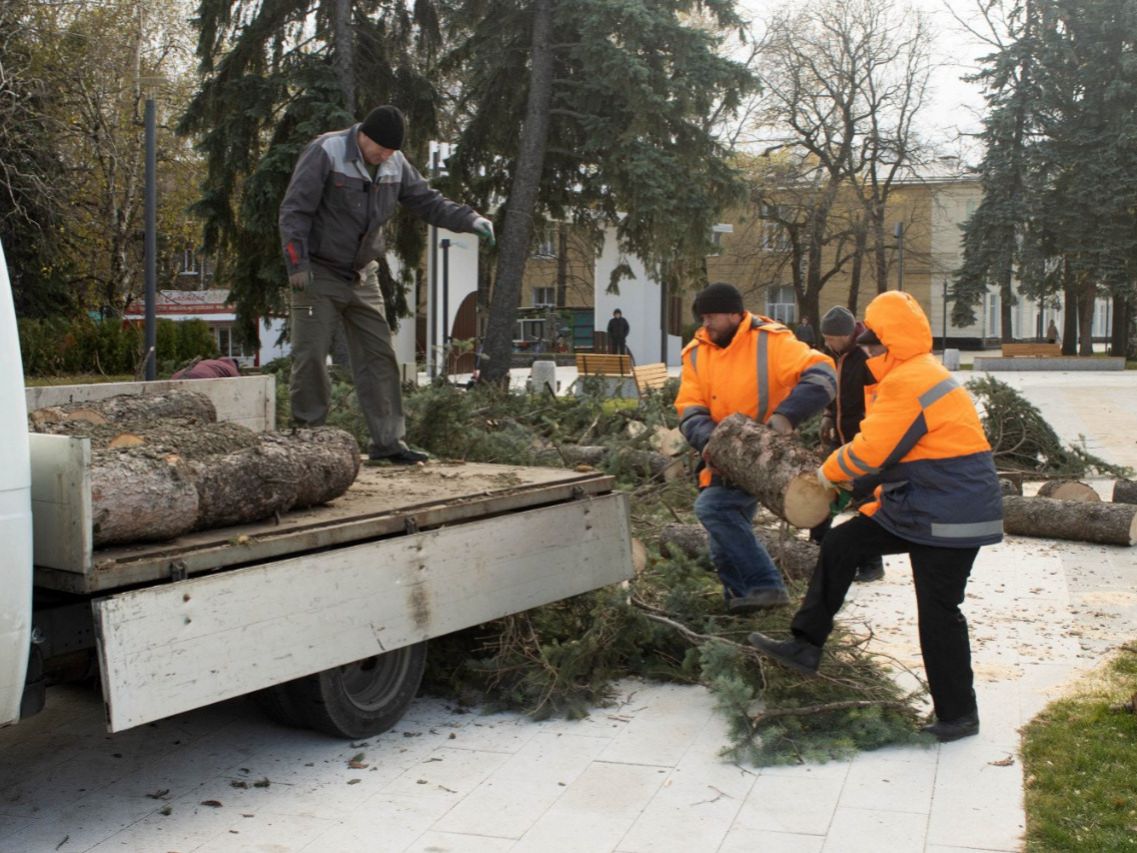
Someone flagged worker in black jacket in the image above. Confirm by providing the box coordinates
[811,305,883,582]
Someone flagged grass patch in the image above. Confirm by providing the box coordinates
[1021,644,1137,851]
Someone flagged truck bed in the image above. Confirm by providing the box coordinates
[35,462,616,594]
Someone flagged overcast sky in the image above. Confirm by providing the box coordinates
[734,0,995,159]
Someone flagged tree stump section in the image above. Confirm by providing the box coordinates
[1113,479,1137,505]
[87,427,361,547]
[703,413,830,528]
[1036,480,1099,502]
[29,390,217,429]
[1002,495,1137,546]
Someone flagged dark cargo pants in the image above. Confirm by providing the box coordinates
[289,261,406,456]
[791,513,980,722]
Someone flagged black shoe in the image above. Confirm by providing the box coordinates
[370,448,428,465]
[922,711,980,742]
[728,587,791,614]
[854,562,884,583]
[748,631,821,675]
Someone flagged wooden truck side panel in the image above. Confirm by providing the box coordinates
[94,492,632,732]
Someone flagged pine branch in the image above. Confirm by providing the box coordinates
[750,699,911,726]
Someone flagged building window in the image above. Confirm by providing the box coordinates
[766,285,796,325]
[533,287,556,308]
[532,228,557,258]
[758,205,790,251]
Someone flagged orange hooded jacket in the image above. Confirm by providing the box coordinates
[821,292,1002,548]
[676,313,836,488]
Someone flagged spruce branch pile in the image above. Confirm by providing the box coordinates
[968,375,1130,477]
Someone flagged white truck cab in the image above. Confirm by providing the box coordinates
[0,238,34,726]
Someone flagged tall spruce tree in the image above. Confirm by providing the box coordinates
[951,0,1041,342]
[179,0,445,342]
[439,0,755,381]
[954,0,1137,355]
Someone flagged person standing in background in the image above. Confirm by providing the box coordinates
[607,309,630,355]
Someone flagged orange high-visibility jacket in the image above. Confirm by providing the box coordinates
[821,292,1003,548]
[676,313,836,488]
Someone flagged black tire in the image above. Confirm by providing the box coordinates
[251,682,311,729]
[289,642,428,739]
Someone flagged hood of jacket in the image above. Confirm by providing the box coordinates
[862,291,932,380]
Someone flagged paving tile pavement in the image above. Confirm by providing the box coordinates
[1,368,1136,852]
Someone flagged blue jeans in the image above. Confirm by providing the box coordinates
[694,484,785,599]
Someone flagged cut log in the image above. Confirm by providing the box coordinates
[658,522,819,583]
[90,451,199,545]
[89,427,361,546]
[1036,480,1099,502]
[1113,479,1137,505]
[29,390,216,429]
[1002,495,1137,546]
[999,478,1022,496]
[32,418,259,457]
[703,413,829,528]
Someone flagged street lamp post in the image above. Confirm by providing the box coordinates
[894,222,905,293]
[138,76,165,381]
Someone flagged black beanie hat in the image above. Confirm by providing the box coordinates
[692,282,744,319]
[820,305,856,336]
[359,105,406,150]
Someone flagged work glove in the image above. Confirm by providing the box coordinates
[289,270,312,292]
[767,412,793,436]
[472,216,495,247]
[819,415,836,445]
[816,466,851,493]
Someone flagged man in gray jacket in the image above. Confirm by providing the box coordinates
[280,105,494,463]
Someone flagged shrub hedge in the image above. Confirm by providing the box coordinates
[18,316,219,377]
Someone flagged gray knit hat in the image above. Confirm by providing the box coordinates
[820,306,856,336]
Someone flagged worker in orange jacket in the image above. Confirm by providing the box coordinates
[749,291,1003,742]
[676,283,836,613]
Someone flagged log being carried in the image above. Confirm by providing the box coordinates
[703,413,833,528]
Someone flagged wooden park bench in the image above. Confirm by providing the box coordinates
[632,362,670,395]
[1001,342,1062,358]
[575,353,633,378]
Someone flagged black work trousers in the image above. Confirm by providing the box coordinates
[791,514,979,722]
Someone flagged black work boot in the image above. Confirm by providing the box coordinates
[922,710,980,742]
[854,558,884,583]
[748,632,822,675]
[728,587,791,614]
[370,447,428,465]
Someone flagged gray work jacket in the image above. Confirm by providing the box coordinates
[279,124,478,280]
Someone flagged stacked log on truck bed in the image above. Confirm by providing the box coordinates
[29,390,360,546]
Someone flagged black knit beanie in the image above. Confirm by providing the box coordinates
[820,306,856,336]
[359,105,406,150]
[692,282,744,319]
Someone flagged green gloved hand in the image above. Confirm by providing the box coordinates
[472,216,495,247]
[830,489,853,515]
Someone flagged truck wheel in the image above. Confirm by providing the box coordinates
[251,683,310,729]
[292,642,428,739]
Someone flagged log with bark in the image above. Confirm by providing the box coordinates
[1113,479,1137,505]
[29,389,217,430]
[659,522,820,583]
[88,427,362,547]
[1002,495,1137,546]
[1036,480,1099,502]
[702,413,830,528]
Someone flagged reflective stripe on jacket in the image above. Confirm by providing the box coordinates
[279,125,478,280]
[676,313,836,488]
[821,291,1002,548]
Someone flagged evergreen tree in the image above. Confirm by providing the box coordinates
[179,0,446,343]
[439,0,755,381]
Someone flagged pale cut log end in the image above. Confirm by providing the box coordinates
[1130,514,1137,547]
[1037,480,1099,502]
[783,475,832,529]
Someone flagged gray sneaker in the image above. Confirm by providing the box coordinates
[728,587,791,614]
[748,631,822,675]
